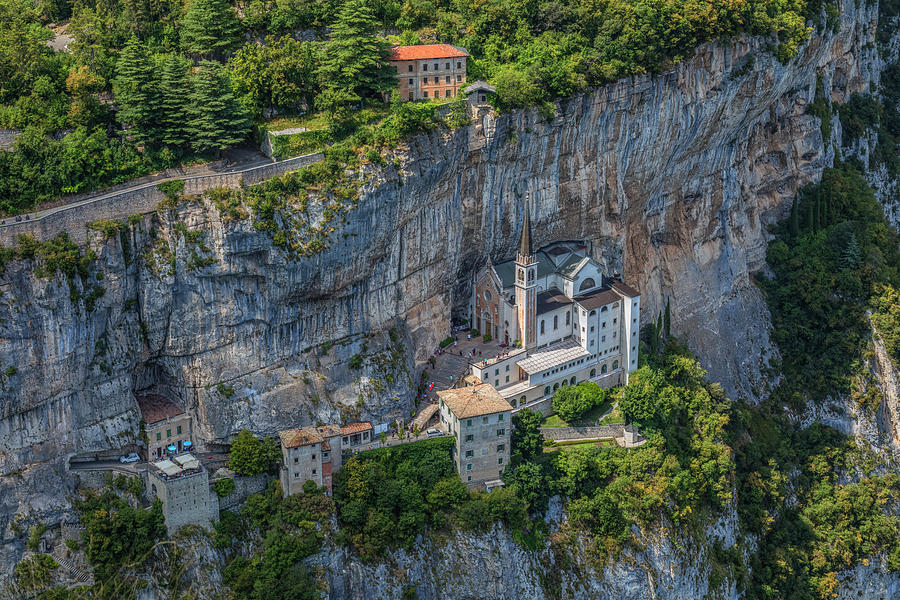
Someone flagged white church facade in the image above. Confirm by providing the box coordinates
[467,210,641,412]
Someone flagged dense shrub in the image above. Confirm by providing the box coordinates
[229,430,282,476]
[551,381,608,422]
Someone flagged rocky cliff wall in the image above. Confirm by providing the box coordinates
[0,0,889,584]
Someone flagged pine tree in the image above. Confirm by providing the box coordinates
[664,297,671,338]
[317,0,396,111]
[112,35,161,146]
[157,53,191,149]
[840,232,862,270]
[187,60,250,154]
[180,0,242,60]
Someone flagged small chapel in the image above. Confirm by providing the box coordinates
[467,210,641,411]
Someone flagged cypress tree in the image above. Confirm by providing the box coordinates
[789,195,800,238]
[664,297,671,338]
[157,53,191,150]
[317,0,396,109]
[113,35,161,146]
[180,0,242,60]
[187,60,250,154]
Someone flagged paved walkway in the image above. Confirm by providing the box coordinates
[0,147,271,226]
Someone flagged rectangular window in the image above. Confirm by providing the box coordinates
[465,450,473,457]
[505,364,510,371]
[456,74,462,82]
[497,444,505,451]
[497,429,505,436]
[423,76,428,84]
[294,472,299,478]
[363,431,369,440]
[293,457,298,464]
[467,419,473,427]
[465,434,474,442]
[494,368,499,376]
[423,63,427,71]
[498,414,504,421]
[445,62,450,69]
[498,457,504,465]
[408,64,413,72]
[156,432,161,441]
[408,78,414,85]
[446,89,451,97]
[446,75,451,83]
[433,62,438,70]
[466,464,472,471]
[482,417,488,424]
[457,61,462,68]
[311,454,316,460]
[505,375,509,382]
[409,93,414,100]
[423,91,428,98]
[166,429,171,437]
[312,469,316,474]
[176,425,182,435]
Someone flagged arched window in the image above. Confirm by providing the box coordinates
[520,395,527,406]
[579,278,595,292]
[590,368,596,377]
[612,302,619,309]
[601,364,608,374]
[528,269,534,282]
[483,289,492,301]
[553,315,558,330]
[540,320,545,334]
[565,311,570,326]
[613,360,619,370]
[553,383,559,391]
[570,376,576,385]
[544,386,551,396]
[601,306,608,312]
[589,309,596,317]
[561,379,567,387]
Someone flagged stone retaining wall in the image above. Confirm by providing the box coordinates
[215,474,270,511]
[540,424,626,440]
[0,152,323,246]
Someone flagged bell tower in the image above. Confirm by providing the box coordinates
[515,207,537,348]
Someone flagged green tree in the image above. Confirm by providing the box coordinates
[180,0,242,59]
[112,35,161,146]
[227,37,322,118]
[839,231,862,270]
[511,408,544,461]
[317,0,396,114]
[157,53,191,149]
[229,429,281,476]
[187,60,251,154]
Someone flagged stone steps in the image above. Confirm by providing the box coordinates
[50,542,93,585]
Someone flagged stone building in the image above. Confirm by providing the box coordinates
[316,424,343,491]
[437,383,512,488]
[147,453,217,535]
[278,427,324,496]
[137,395,193,460]
[388,44,469,101]
[340,422,374,453]
[468,210,641,413]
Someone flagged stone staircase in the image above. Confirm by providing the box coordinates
[49,540,93,585]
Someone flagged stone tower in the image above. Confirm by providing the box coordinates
[515,207,537,348]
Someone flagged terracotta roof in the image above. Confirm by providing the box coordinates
[136,394,184,425]
[278,427,323,448]
[537,288,572,315]
[438,383,512,418]
[341,422,373,436]
[316,424,342,438]
[574,287,621,310]
[610,280,640,298]
[389,44,469,61]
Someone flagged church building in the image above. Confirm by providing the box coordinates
[468,210,641,412]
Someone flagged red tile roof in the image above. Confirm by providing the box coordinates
[278,426,323,449]
[136,395,184,425]
[341,422,373,436]
[389,44,469,61]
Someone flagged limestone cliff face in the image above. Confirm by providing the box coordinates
[0,0,890,585]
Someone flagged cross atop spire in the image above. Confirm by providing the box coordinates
[519,207,532,258]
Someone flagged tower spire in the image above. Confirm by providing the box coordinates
[519,206,532,258]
